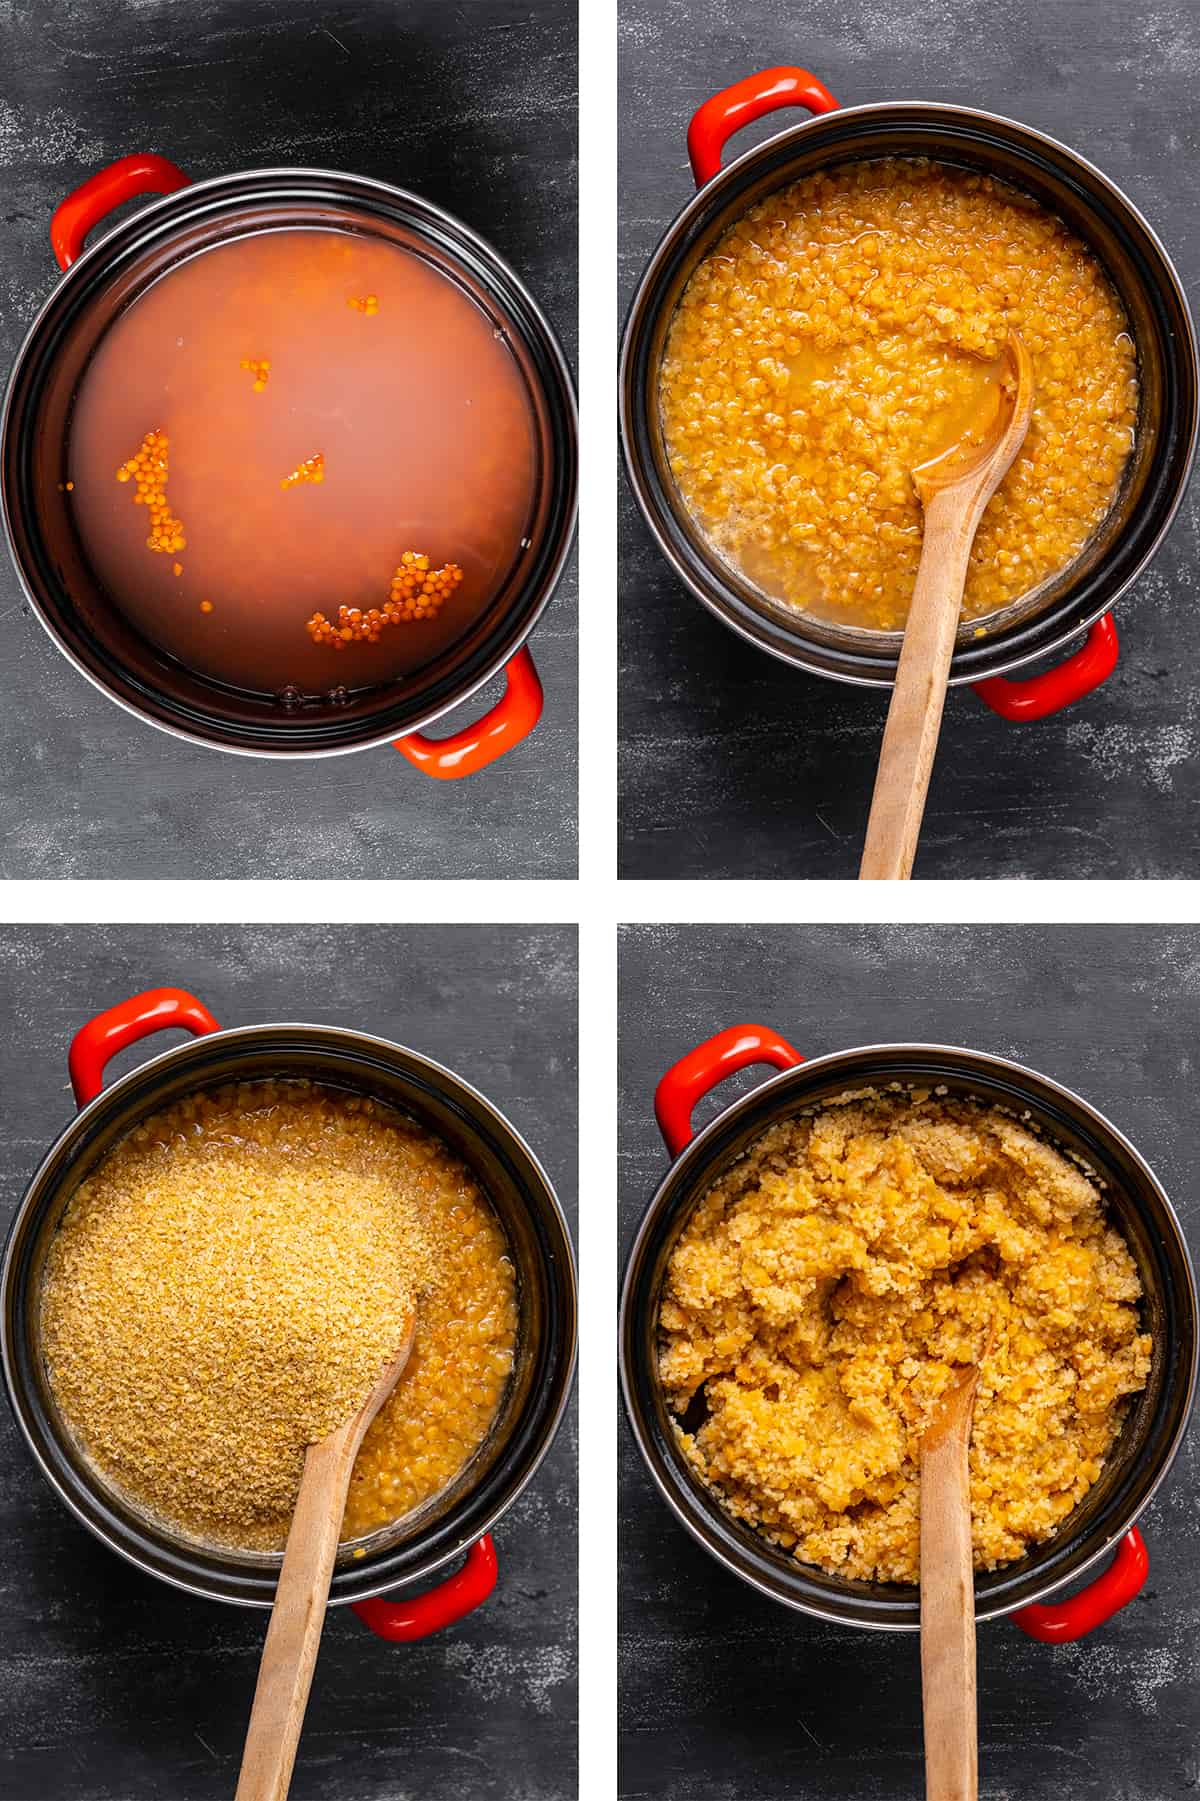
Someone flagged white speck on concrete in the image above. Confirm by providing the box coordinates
[1064,720,1196,794]
[443,1640,572,1716]
[0,97,105,167]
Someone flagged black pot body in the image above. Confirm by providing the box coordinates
[3,168,577,754]
[620,104,1197,687]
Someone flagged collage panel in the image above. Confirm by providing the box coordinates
[8,0,1200,1797]
[0,924,577,1801]
[0,0,577,881]
[618,0,1200,879]
[618,923,1198,1797]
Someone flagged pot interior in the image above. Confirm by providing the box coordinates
[4,172,576,752]
[5,1027,575,1606]
[624,106,1196,685]
[623,1047,1196,1628]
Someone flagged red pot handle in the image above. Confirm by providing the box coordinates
[393,648,542,779]
[688,67,841,187]
[1011,1528,1148,1643]
[69,986,221,1107]
[51,152,190,272]
[351,1535,498,1641]
[655,1023,803,1159]
[972,614,1119,722]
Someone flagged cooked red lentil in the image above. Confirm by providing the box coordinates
[658,158,1138,631]
[343,1154,517,1541]
[40,1079,517,1552]
[659,1092,1150,1584]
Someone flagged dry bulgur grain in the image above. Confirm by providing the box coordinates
[343,1160,517,1540]
[659,1093,1150,1584]
[658,158,1138,631]
[40,1078,516,1552]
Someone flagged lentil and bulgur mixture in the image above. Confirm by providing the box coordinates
[658,158,1138,631]
[659,1092,1150,1585]
[40,1079,517,1552]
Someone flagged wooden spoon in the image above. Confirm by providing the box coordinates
[236,1315,417,1801]
[920,1360,986,1801]
[859,330,1034,880]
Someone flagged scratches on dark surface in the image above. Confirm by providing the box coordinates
[617,923,1200,1800]
[312,22,351,56]
[0,0,578,879]
[0,925,578,1801]
[617,0,1200,880]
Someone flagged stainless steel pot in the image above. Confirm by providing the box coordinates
[2,987,577,1643]
[620,1024,1196,1636]
[3,155,577,773]
[620,68,1198,721]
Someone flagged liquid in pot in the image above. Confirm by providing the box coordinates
[659,158,1138,633]
[66,227,538,697]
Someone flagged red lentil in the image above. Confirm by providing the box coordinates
[280,451,325,491]
[114,429,186,554]
[240,356,271,392]
[306,553,465,647]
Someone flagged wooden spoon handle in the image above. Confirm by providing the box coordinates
[859,492,975,881]
[235,1431,355,1801]
[920,1386,979,1801]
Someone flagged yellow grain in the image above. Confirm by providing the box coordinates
[41,1078,516,1552]
[658,158,1139,631]
[659,1092,1150,1584]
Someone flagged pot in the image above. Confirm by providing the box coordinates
[2,986,577,1643]
[3,154,577,774]
[620,1023,1197,1637]
[620,68,1198,722]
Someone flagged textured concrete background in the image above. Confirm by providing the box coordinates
[0,925,577,1801]
[0,0,577,879]
[618,0,1200,879]
[619,924,1200,1798]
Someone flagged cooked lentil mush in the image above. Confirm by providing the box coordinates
[659,1092,1150,1584]
[658,158,1138,631]
[40,1079,517,1551]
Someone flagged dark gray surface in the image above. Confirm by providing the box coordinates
[0,0,577,879]
[618,0,1200,880]
[0,925,577,1801]
[618,924,1200,1799]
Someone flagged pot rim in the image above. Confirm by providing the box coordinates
[2,165,578,759]
[619,1038,1199,1629]
[619,100,1199,689]
[3,1018,578,1607]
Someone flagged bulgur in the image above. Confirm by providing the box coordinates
[658,158,1138,631]
[659,1093,1150,1584]
[40,1079,517,1552]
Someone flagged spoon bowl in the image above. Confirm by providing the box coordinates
[860,329,1035,881]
